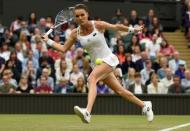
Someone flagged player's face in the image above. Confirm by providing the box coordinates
[74,9,88,25]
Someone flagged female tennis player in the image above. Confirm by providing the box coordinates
[42,4,154,123]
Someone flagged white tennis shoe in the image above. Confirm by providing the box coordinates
[74,106,91,123]
[142,101,154,122]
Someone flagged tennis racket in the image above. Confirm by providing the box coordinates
[44,7,74,36]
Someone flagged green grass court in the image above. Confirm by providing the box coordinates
[0,115,190,131]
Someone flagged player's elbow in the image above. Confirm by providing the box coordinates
[115,24,123,30]
[60,48,66,53]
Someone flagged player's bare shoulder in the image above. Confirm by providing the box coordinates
[94,21,105,32]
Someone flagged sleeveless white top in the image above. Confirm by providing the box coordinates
[77,21,119,68]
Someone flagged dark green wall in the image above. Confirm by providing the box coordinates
[0,94,189,115]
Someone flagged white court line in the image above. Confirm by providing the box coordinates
[159,123,190,131]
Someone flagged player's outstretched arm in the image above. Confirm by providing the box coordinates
[96,21,143,33]
[42,29,77,53]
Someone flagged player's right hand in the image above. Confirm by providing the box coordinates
[41,34,49,43]
[134,25,144,33]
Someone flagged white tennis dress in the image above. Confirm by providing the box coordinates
[77,21,119,68]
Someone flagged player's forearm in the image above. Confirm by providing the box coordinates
[52,42,66,53]
[46,39,66,53]
[115,24,134,32]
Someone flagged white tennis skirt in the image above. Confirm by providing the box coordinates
[91,54,119,69]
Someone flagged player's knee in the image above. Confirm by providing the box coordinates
[88,74,98,84]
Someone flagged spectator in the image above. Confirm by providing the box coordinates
[157,56,168,80]
[120,53,135,75]
[160,68,174,94]
[116,44,126,65]
[144,9,156,27]
[37,17,48,34]
[111,8,125,24]
[10,16,22,33]
[147,73,164,94]
[22,49,39,70]
[148,16,163,33]
[33,41,45,61]
[28,12,37,33]
[38,50,55,79]
[1,28,17,47]
[124,67,136,88]
[138,26,152,48]
[159,39,175,59]
[55,59,70,84]
[35,75,53,94]
[140,59,154,85]
[175,61,186,79]
[70,64,84,86]
[141,51,151,68]
[168,75,184,94]
[97,81,109,94]
[181,70,190,93]
[126,35,140,54]
[73,77,88,93]
[0,74,16,93]
[16,75,34,94]
[54,52,73,73]
[16,31,30,56]
[169,51,186,74]
[113,39,125,53]
[15,21,30,39]
[37,67,54,91]
[14,42,25,63]
[152,28,164,45]
[55,77,72,94]
[45,16,54,29]
[22,60,37,88]
[7,51,22,82]
[72,48,90,76]
[145,34,160,61]
[129,9,139,26]
[0,42,11,61]
[132,45,144,72]
[0,68,18,88]
[128,72,147,94]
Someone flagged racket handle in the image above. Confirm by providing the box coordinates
[45,28,53,36]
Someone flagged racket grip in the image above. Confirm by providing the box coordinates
[45,28,53,36]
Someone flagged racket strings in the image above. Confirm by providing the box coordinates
[54,9,74,35]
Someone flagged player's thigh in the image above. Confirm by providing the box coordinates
[103,73,129,94]
[88,63,113,82]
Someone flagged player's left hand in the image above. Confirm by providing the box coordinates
[134,25,144,33]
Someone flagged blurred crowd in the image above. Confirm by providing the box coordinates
[0,5,190,95]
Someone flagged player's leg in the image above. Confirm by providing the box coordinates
[103,73,154,122]
[103,73,144,107]
[74,63,113,123]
